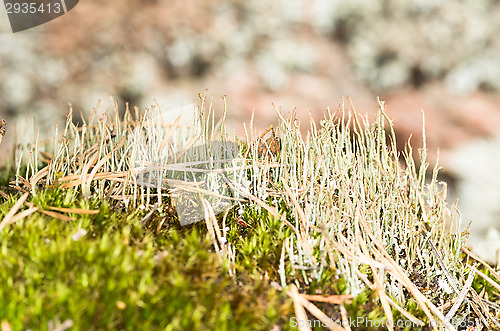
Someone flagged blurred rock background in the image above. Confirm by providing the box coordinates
[1,0,500,261]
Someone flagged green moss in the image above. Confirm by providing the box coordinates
[0,188,292,330]
[230,209,291,278]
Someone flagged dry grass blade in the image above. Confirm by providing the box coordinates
[141,202,159,224]
[39,151,54,163]
[298,298,346,331]
[174,132,201,162]
[47,207,100,215]
[468,287,500,330]
[282,177,307,237]
[462,247,500,286]
[372,269,393,330]
[339,305,351,331]
[301,294,353,304]
[203,199,221,255]
[60,180,83,189]
[468,300,491,331]
[81,152,99,198]
[135,160,270,176]
[38,210,76,221]
[85,153,112,191]
[58,174,85,182]
[1,207,38,229]
[59,172,128,189]
[157,115,182,154]
[113,135,127,151]
[243,124,273,159]
[287,284,312,331]
[202,199,234,275]
[30,165,49,189]
[0,190,8,199]
[286,285,348,331]
[0,192,29,231]
[168,182,245,202]
[445,264,477,322]
[14,175,31,190]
